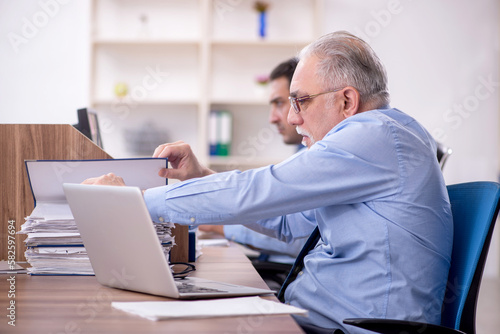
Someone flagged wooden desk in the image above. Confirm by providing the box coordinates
[0,245,304,333]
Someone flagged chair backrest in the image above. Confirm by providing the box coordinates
[441,182,500,333]
[437,142,453,170]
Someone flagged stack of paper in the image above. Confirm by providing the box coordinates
[155,223,176,258]
[18,158,171,276]
[18,202,175,275]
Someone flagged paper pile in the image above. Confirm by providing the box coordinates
[18,158,171,276]
[18,202,174,275]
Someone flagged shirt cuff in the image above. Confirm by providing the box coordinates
[223,225,241,242]
[223,225,250,244]
[144,186,168,224]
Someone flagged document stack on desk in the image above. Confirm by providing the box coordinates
[19,158,170,275]
[19,209,174,275]
[19,202,92,275]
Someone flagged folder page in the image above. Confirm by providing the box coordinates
[25,158,168,203]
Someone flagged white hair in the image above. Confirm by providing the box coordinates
[299,31,390,109]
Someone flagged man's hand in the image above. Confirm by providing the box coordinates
[153,140,216,181]
[82,173,126,186]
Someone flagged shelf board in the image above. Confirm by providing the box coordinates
[93,97,199,106]
[89,0,321,167]
[210,39,311,47]
[92,38,200,46]
[209,155,282,167]
[210,98,269,106]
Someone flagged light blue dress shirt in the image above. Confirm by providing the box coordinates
[224,146,314,264]
[144,107,453,332]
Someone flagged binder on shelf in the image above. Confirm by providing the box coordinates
[209,110,233,156]
[217,110,232,156]
[209,111,218,156]
[19,158,172,275]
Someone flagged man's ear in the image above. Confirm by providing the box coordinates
[341,86,361,118]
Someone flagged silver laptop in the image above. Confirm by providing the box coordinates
[62,183,273,299]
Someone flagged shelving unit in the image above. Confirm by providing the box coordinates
[89,0,323,171]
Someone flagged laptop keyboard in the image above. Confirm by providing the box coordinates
[176,281,228,294]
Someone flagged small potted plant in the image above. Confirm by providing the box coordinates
[254,1,270,39]
[254,74,270,98]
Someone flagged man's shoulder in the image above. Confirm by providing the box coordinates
[328,107,405,137]
[339,107,426,138]
[321,107,433,155]
[354,107,414,124]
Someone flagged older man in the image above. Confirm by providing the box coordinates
[86,31,452,333]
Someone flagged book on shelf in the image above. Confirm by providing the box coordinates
[209,110,232,156]
[18,158,172,275]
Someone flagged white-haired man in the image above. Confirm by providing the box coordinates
[85,31,452,333]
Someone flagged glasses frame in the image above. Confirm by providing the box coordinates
[289,87,344,114]
[170,262,196,279]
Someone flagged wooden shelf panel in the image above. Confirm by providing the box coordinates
[95,105,199,159]
[211,0,317,42]
[209,156,284,166]
[92,43,200,102]
[210,39,310,47]
[94,98,199,106]
[210,44,304,101]
[210,99,269,106]
[92,0,201,41]
[92,38,200,46]
[90,0,321,166]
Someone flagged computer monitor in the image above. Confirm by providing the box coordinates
[73,108,103,148]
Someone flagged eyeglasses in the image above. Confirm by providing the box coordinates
[170,262,196,279]
[289,87,344,114]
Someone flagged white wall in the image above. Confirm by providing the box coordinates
[0,0,90,125]
[323,0,499,183]
[1,0,499,275]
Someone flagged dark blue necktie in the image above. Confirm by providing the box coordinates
[278,226,320,302]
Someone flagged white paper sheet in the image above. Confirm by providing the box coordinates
[0,261,27,274]
[198,239,230,247]
[112,296,308,321]
[27,202,74,221]
[26,158,168,202]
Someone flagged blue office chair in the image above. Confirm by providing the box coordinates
[343,181,500,334]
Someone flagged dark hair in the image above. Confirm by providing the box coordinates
[269,58,299,87]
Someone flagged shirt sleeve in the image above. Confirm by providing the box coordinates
[144,111,401,241]
[223,225,305,257]
[223,208,316,256]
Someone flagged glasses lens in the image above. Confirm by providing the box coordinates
[171,262,195,278]
[290,97,300,113]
